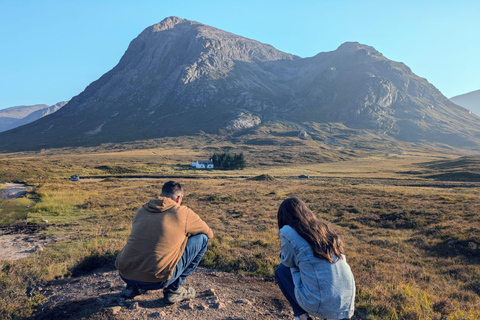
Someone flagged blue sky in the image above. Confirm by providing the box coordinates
[0,0,479,110]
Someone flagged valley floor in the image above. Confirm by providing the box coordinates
[1,149,479,319]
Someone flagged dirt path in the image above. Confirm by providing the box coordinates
[0,182,29,199]
[0,223,73,261]
[29,267,294,320]
[0,183,50,261]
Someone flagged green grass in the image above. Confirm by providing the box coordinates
[0,197,33,225]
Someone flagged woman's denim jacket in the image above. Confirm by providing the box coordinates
[280,225,355,319]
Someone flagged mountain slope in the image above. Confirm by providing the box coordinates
[0,17,479,152]
[450,89,480,116]
[0,102,67,133]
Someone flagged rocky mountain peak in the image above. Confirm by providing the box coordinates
[334,42,384,59]
[152,16,192,32]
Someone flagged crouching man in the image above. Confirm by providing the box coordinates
[115,181,214,303]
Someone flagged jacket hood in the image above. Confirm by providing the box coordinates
[143,196,178,213]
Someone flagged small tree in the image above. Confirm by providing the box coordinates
[211,152,247,170]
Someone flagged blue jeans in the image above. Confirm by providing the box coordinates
[120,234,209,291]
[275,263,307,317]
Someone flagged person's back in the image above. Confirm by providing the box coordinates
[116,196,213,282]
[115,181,213,303]
[275,197,355,320]
[279,225,355,319]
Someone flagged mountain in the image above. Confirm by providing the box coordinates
[450,89,480,116]
[0,102,67,133]
[0,16,479,152]
[0,104,49,133]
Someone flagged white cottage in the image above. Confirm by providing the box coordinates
[190,159,214,169]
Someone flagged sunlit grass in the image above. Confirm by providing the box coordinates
[0,149,479,319]
[0,197,33,225]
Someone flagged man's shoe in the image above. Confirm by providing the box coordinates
[164,286,196,304]
[120,286,146,299]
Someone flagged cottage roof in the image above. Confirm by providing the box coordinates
[197,160,213,164]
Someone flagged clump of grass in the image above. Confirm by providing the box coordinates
[248,174,276,181]
[94,165,137,174]
[202,238,277,277]
[0,259,44,319]
[0,197,33,225]
[201,194,240,203]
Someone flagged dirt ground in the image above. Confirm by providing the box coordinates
[27,266,300,320]
[0,223,73,261]
[0,183,69,261]
[0,182,29,199]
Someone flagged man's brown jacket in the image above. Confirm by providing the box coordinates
[115,197,213,283]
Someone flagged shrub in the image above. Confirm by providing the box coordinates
[211,152,246,170]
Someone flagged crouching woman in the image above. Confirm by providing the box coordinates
[275,197,355,320]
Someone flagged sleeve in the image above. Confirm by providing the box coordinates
[185,208,214,239]
[280,234,296,268]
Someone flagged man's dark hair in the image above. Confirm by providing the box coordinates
[161,181,184,198]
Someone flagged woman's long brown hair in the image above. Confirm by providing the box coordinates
[278,197,345,263]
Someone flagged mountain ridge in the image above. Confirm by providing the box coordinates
[0,16,479,152]
[0,102,67,133]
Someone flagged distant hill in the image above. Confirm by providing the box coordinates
[450,89,480,116]
[0,102,67,133]
[0,16,479,152]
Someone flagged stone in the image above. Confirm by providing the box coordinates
[209,301,225,309]
[197,303,208,310]
[235,299,252,305]
[148,312,160,318]
[206,296,219,304]
[205,288,216,296]
[298,130,310,140]
[109,306,122,315]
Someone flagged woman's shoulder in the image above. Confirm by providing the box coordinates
[280,225,308,246]
[279,225,296,238]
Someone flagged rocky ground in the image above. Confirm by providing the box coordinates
[28,267,294,320]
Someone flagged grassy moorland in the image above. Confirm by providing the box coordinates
[0,143,479,319]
